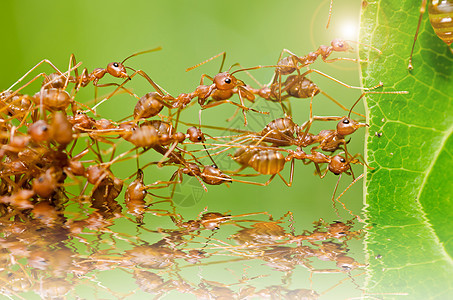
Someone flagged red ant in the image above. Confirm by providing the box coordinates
[124,169,177,223]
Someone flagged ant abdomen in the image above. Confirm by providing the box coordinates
[43,73,66,89]
[428,0,453,46]
[262,118,297,141]
[127,125,160,148]
[33,88,71,111]
[249,150,286,175]
[134,92,164,119]
[125,170,147,220]
[283,75,320,99]
[277,56,297,75]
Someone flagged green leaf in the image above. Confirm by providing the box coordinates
[360,0,453,298]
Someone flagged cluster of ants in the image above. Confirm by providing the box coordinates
[0,206,375,299]
[0,38,407,228]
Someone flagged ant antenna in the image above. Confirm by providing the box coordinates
[186,52,227,73]
[120,46,163,64]
[345,40,382,55]
[334,173,365,222]
[347,90,409,118]
[198,110,218,167]
[326,0,333,29]
[230,64,287,76]
[331,174,342,219]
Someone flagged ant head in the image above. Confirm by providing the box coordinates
[337,117,368,136]
[186,127,205,143]
[28,120,50,143]
[336,256,359,271]
[118,122,136,138]
[336,117,360,136]
[32,167,58,198]
[106,62,128,78]
[328,155,350,175]
[200,212,228,231]
[213,72,237,90]
[331,39,351,52]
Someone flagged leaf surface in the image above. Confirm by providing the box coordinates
[360,1,453,298]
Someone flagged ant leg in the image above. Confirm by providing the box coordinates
[65,53,78,90]
[199,74,214,85]
[157,141,179,168]
[331,174,342,219]
[408,0,428,70]
[270,48,299,84]
[233,63,265,88]
[92,70,168,112]
[4,73,48,102]
[226,107,241,122]
[278,158,295,187]
[236,87,249,125]
[297,90,318,142]
[299,69,383,91]
[73,68,88,92]
[7,59,65,91]
[319,166,330,179]
[229,174,277,186]
[345,40,383,55]
[186,52,227,73]
[334,173,364,222]
[347,152,374,170]
[326,0,334,28]
[319,90,365,118]
[130,69,167,96]
[201,100,269,117]
[300,116,347,132]
[347,90,408,118]
[197,110,218,166]
[323,57,368,64]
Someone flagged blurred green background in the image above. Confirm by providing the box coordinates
[1,0,368,298]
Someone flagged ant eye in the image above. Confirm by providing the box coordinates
[340,158,346,163]
[197,136,202,141]
[342,119,350,124]
[113,62,119,67]
[42,126,48,131]
[224,78,232,84]
[338,43,344,47]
